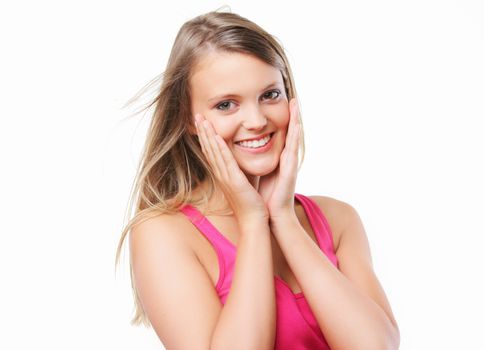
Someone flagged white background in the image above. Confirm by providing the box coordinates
[1,1,483,349]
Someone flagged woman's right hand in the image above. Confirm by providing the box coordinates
[194,113,269,224]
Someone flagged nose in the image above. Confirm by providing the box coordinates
[242,104,268,130]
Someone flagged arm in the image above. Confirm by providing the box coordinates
[130,214,276,350]
[211,218,276,350]
[270,196,400,350]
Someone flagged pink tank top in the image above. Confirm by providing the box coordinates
[180,193,339,349]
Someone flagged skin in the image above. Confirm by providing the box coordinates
[190,51,299,221]
[130,51,400,349]
[191,51,400,348]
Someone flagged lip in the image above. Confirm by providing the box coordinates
[234,132,275,154]
[235,132,273,143]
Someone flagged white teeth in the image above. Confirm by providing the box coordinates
[236,134,271,148]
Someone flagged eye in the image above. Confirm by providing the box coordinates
[214,89,281,111]
[262,89,281,100]
[215,101,234,111]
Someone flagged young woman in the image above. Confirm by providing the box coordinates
[116,10,400,350]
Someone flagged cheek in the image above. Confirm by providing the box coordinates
[206,117,238,142]
[275,108,290,135]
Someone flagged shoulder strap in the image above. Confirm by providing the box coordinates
[294,193,339,267]
[180,204,236,252]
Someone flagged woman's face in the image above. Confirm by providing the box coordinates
[190,51,290,177]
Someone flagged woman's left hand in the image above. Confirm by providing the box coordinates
[258,97,301,221]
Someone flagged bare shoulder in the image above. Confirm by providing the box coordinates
[307,195,360,253]
[308,195,400,336]
[129,211,196,254]
[129,212,223,349]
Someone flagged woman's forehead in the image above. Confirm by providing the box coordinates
[190,51,284,100]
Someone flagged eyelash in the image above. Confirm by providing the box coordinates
[215,89,282,111]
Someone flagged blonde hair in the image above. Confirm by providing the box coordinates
[115,8,306,327]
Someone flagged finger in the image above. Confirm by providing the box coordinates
[203,120,229,179]
[282,98,297,158]
[283,100,300,171]
[215,134,254,196]
[196,114,221,178]
[194,115,208,155]
[215,134,245,178]
[291,123,300,161]
[289,101,300,164]
[293,98,299,122]
[289,98,299,132]
[195,115,211,160]
[292,99,300,141]
[286,98,297,146]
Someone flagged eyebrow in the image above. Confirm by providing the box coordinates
[207,82,283,102]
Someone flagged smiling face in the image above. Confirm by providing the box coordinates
[190,51,290,177]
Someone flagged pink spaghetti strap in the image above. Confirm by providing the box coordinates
[179,196,334,349]
[179,204,233,292]
[180,204,236,251]
[295,193,339,268]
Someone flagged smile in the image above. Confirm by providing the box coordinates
[235,133,273,149]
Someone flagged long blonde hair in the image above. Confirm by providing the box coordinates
[115,8,306,327]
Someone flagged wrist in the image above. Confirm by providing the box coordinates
[237,215,270,231]
[269,211,300,231]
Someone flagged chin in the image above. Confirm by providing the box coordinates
[239,158,280,177]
